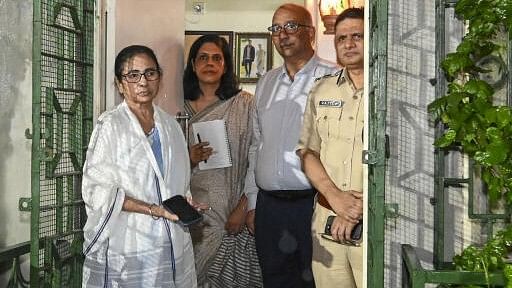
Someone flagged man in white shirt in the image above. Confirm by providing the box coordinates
[244,3,337,288]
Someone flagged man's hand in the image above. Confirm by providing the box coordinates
[327,190,362,224]
[245,209,255,235]
[330,215,357,242]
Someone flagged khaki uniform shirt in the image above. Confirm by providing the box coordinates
[297,69,364,192]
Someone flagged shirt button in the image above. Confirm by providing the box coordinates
[349,116,354,120]
[343,161,347,165]
[324,116,327,120]
[342,183,347,187]
[353,95,358,99]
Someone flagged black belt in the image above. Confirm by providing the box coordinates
[260,188,316,200]
[317,193,333,211]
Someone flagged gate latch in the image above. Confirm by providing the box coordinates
[362,150,377,164]
[385,203,399,219]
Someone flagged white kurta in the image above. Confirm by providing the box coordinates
[81,101,197,288]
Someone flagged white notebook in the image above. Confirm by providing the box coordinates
[192,119,232,170]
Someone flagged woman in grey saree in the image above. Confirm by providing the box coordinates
[182,35,262,287]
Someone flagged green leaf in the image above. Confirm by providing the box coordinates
[504,264,512,287]
[496,107,512,128]
[427,97,448,122]
[447,82,464,93]
[441,52,475,78]
[475,143,507,165]
[484,108,498,125]
[463,79,494,100]
[485,173,502,203]
[462,133,476,145]
[455,0,479,19]
[447,91,465,107]
[456,39,475,54]
[434,129,457,147]
[474,41,499,59]
[475,151,492,166]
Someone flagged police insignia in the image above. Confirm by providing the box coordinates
[319,100,343,107]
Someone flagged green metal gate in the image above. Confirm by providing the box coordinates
[400,0,512,286]
[367,0,389,287]
[25,0,95,286]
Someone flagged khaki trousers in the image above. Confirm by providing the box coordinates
[311,203,363,288]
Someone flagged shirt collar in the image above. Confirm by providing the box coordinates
[336,68,348,86]
[278,55,321,80]
[336,68,362,93]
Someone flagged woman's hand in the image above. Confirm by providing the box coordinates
[186,196,210,212]
[123,196,179,222]
[225,196,248,235]
[189,142,213,167]
[150,204,179,222]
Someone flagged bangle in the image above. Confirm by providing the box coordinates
[148,204,160,220]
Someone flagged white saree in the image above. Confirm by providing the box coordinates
[82,101,197,288]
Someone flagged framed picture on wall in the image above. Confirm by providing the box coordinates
[236,32,272,83]
[184,31,234,64]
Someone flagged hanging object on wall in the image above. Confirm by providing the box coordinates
[192,1,206,15]
[318,0,364,34]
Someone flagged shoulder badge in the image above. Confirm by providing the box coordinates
[314,73,335,82]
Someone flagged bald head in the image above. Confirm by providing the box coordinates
[270,3,315,68]
[274,3,313,27]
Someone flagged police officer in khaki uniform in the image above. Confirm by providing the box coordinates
[296,7,365,288]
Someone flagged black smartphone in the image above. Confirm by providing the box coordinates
[162,195,203,227]
[324,215,363,241]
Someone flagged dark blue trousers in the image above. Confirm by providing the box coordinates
[254,189,316,288]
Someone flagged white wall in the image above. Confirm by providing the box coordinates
[0,0,33,284]
[185,9,280,94]
[183,0,338,94]
[0,0,32,249]
[114,0,185,114]
[305,0,337,63]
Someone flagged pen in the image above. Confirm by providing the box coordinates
[197,133,207,163]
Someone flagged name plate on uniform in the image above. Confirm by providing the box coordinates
[319,100,343,108]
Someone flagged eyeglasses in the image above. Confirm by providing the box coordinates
[336,33,364,44]
[122,68,161,83]
[319,233,361,247]
[195,53,224,65]
[267,22,312,35]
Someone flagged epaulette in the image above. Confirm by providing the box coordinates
[314,73,334,82]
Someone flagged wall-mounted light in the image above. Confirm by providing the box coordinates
[318,0,364,34]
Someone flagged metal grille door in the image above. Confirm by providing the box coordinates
[29,0,94,286]
[367,0,389,287]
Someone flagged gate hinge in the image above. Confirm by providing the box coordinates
[385,203,399,219]
[19,197,32,212]
[362,150,377,164]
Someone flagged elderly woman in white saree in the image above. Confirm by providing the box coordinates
[82,45,197,287]
[182,35,262,287]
